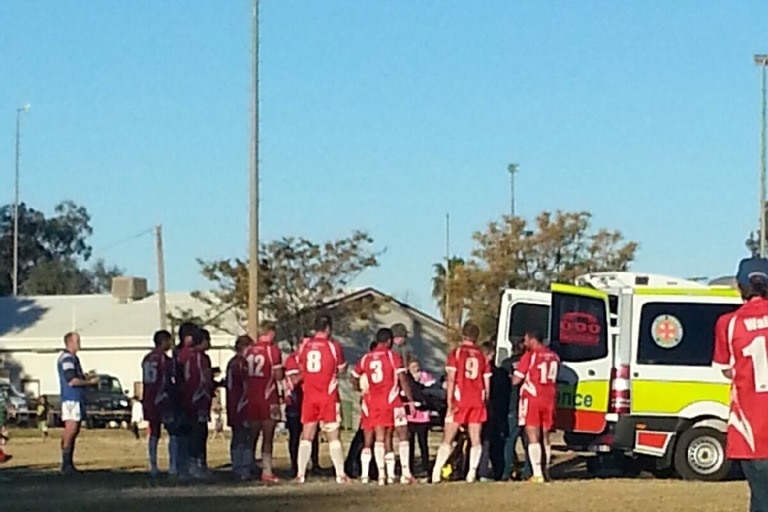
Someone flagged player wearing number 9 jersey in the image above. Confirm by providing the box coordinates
[713,257,768,512]
[244,322,283,482]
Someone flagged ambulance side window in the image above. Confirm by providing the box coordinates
[637,302,740,366]
[508,303,550,347]
[549,294,609,362]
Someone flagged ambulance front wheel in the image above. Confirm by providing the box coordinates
[673,427,731,482]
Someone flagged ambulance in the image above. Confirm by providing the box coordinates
[495,272,742,481]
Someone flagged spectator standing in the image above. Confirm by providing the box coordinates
[406,357,434,475]
[500,343,532,481]
[37,396,50,440]
[477,341,508,481]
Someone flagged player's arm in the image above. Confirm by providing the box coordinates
[334,341,348,375]
[271,345,285,382]
[712,313,734,380]
[394,353,415,403]
[482,356,492,402]
[445,351,458,411]
[511,351,531,386]
[62,358,96,387]
[285,353,303,386]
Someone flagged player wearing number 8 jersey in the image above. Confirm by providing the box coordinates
[513,329,559,483]
[141,330,174,476]
[432,322,491,484]
[713,257,768,512]
[244,322,283,482]
[286,315,349,483]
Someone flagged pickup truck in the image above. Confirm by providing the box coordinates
[48,373,132,429]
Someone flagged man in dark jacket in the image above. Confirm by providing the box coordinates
[500,342,532,481]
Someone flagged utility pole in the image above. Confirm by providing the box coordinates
[12,104,31,296]
[507,163,519,217]
[756,54,768,257]
[444,213,450,328]
[155,225,168,330]
[247,0,260,338]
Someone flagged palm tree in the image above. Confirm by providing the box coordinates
[432,257,465,325]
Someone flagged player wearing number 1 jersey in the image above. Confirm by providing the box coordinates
[285,315,349,484]
[713,257,768,512]
[432,322,491,484]
[141,330,174,476]
[244,322,283,483]
[513,329,559,483]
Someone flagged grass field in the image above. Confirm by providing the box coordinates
[0,428,751,512]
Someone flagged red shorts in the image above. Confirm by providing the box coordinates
[446,405,487,425]
[248,400,281,422]
[360,402,408,430]
[519,397,555,430]
[302,397,340,426]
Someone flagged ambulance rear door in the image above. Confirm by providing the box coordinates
[550,284,612,435]
[495,289,551,368]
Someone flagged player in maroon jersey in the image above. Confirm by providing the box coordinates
[512,329,560,483]
[227,335,252,481]
[141,329,173,477]
[352,328,416,485]
[713,257,768,511]
[178,330,213,480]
[431,322,491,484]
[244,322,283,483]
[285,315,348,483]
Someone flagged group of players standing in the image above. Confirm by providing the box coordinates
[138,313,560,485]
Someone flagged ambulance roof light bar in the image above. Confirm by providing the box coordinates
[574,272,710,292]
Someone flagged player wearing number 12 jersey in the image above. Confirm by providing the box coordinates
[285,315,349,484]
[432,322,491,484]
[513,329,559,483]
[244,322,283,483]
[141,330,174,477]
[713,257,768,512]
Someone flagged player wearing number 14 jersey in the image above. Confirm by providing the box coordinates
[244,322,283,483]
[713,257,768,512]
[432,322,491,484]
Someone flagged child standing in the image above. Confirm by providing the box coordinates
[36,396,50,440]
[130,396,143,440]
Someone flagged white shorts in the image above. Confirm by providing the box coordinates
[61,401,83,423]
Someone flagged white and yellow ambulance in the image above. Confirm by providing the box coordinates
[494,272,741,481]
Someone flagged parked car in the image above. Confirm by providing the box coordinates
[0,380,31,426]
[47,373,131,428]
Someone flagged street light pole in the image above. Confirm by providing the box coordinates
[247,0,260,338]
[756,54,768,257]
[507,163,519,217]
[12,104,31,297]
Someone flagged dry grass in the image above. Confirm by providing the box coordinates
[1,428,750,512]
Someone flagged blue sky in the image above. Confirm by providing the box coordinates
[2,1,767,314]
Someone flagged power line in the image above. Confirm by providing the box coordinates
[93,227,154,254]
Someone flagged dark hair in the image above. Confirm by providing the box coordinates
[200,328,211,341]
[178,322,198,344]
[525,329,545,343]
[369,341,378,351]
[314,315,332,333]
[481,341,495,354]
[235,335,252,351]
[193,328,210,347]
[376,328,393,344]
[740,275,768,300]
[153,329,172,347]
[462,322,480,342]
[303,328,315,339]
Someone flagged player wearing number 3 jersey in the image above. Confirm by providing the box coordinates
[244,322,283,483]
[713,257,768,512]
[513,329,559,483]
[286,315,349,484]
[432,322,491,484]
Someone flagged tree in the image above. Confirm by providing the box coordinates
[173,231,383,348]
[450,211,638,336]
[431,257,465,329]
[0,201,123,296]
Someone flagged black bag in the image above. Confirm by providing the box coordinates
[344,426,379,480]
[442,427,470,481]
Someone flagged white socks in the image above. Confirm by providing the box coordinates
[374,442,386,479]
[361,448,372,480]
[398,441,412,479]
[385,452,396,481]
[544,441,552,467]
[431,443,452,483]
[466,445,482,482]
[329,439,346,480]
[297,440,312,479]
[528,443,543,478]
[262,451,273,476]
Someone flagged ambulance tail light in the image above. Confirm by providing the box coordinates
[609,364,631,415]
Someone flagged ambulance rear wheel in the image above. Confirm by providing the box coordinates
[674,427,730,482]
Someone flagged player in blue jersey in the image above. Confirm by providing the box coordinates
[57,332,97,474]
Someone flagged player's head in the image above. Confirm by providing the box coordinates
[195,328,211,351]
[64,331,81,353]
[481,341,495,361]
[178,322,198,348]
[461,322,480,344]
[407,355,420,375]
[153,329,173,351]
[259,321,276,342]
[736,257,768,301]
[369,340,377,351]
[234,334,251,355]
[314,315,333,336]
[375,327,393,348]
[523,329,544,350]
[391,323,408,346]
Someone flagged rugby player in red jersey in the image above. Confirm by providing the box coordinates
[512,329,560,483]
[169,322,198,479]
[432,322,491,484]
[352,328,416,485]
[178,330,213,480]
[285,315,348,483]
[227,335,252,481]
[713,257,768,511]
[244,322,283,483]
[141,329,173,477]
